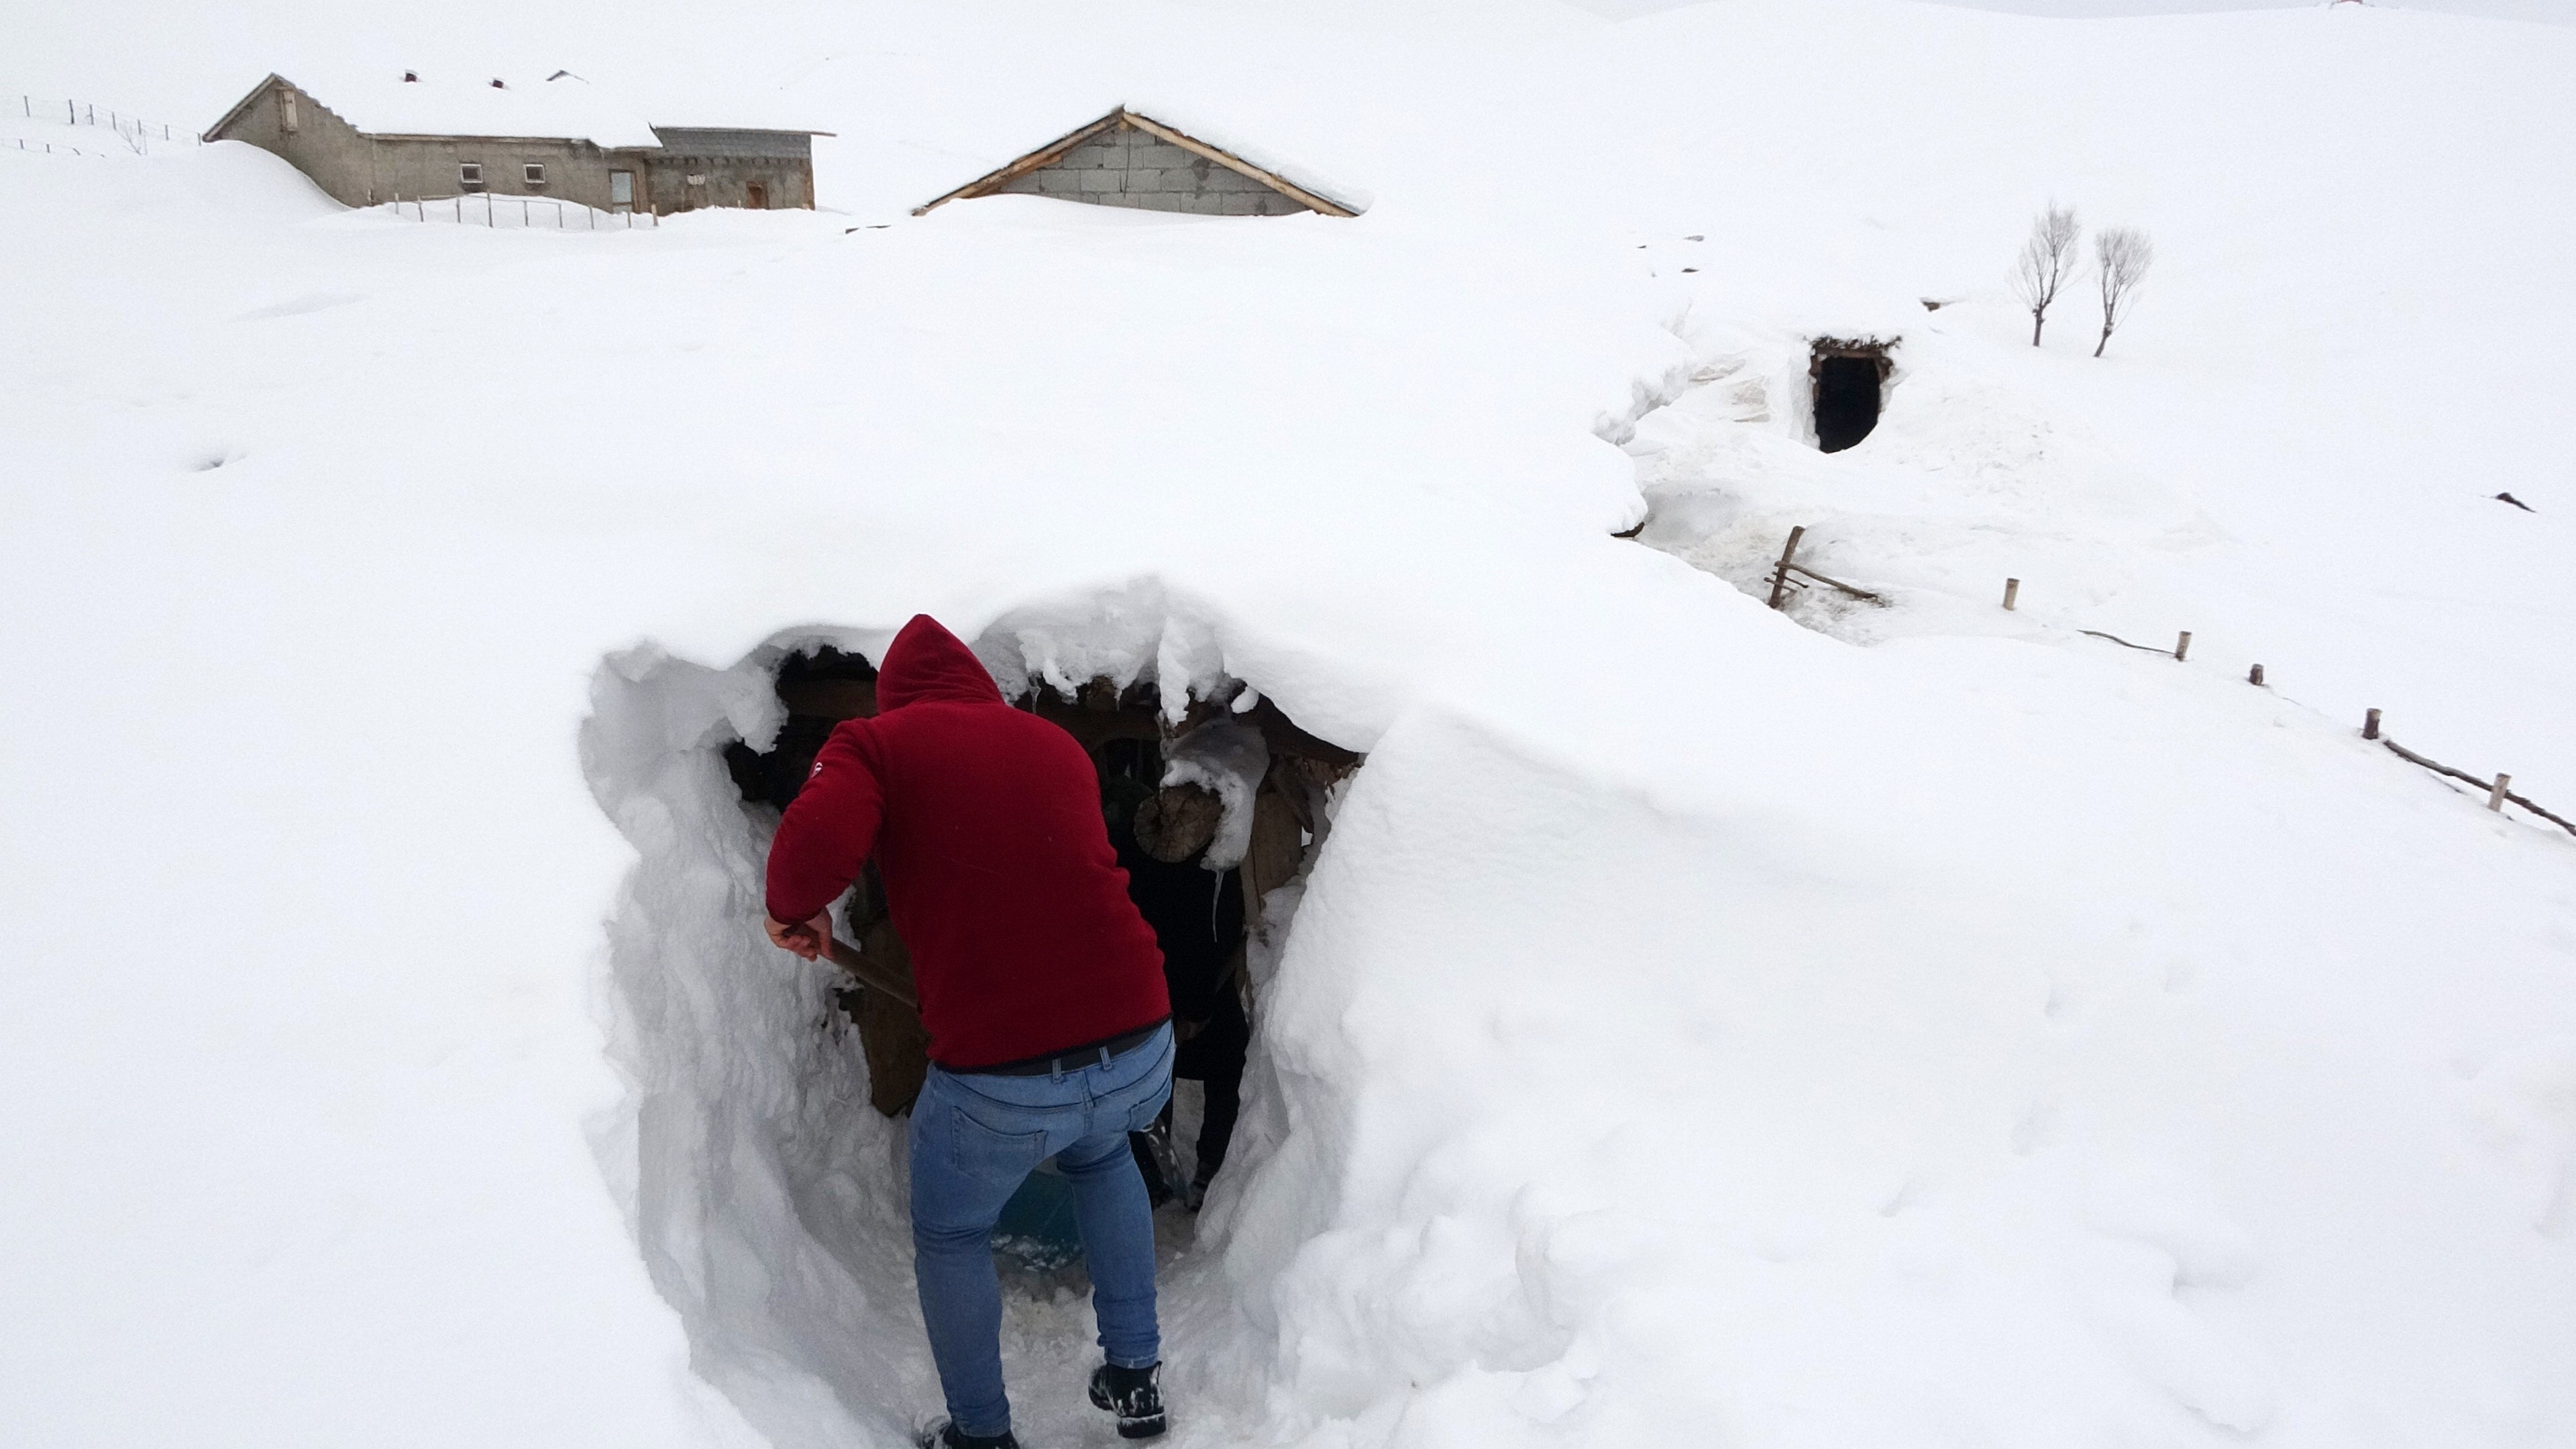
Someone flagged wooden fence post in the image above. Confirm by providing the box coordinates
[1766,527,1806,610]
[2173,631,2192,661]
[2491,773,2512,812]
[2364,708,2381,740]
[2249,663,2265,686]
[2002,578,2020,610]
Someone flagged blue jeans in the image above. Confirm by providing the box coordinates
[908,1024,1175,1438]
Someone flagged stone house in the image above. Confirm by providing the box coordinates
[202,69,826,213]
[914,107,1357,218]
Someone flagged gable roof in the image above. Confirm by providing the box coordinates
[912,107,1358,218]
[204,70,665,149]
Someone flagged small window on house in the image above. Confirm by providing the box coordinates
[609,170,635,211]
[459,162,485,192]
[280,91,299,134]
[523,163,547,187]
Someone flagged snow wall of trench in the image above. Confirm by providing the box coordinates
[578,588,2576,1449]
[574,594,1396,1448]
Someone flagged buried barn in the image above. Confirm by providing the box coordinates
[913,107,1358,219]
[720,639,1362,1208]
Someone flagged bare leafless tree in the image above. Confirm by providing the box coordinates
[2092,226,2155,358]
[2008,204,2082,347]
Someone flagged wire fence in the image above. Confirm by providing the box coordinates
[9,95,205,156]
[1758,527,2576,843]
[380,193,663,230]
[8,136,116,158]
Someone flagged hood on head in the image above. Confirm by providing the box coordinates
[875,614,1006,711]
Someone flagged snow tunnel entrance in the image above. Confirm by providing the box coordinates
[721,643,1361,1205]
[1811,337,1893,453]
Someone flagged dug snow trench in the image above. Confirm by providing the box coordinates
[581,603,1366,1449]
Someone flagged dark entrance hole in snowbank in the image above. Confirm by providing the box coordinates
[1810,337,1894,453]
[722,643,1362,1185]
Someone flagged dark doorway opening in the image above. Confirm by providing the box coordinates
[745,180,769,210]
[1810,337,1895,454]
[722,645,1360,1207]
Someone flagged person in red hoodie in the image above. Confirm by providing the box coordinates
[764,615,1175,1449]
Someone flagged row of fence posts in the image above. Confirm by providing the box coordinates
[15,95,195,154]
[389,192,660,229]
[2023,570,2563,836]
[1766,527,2571,841]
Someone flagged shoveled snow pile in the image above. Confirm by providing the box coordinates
[3,3,2573,1448]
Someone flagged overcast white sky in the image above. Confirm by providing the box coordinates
[1571,0,2568,20]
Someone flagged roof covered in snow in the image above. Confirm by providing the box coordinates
[912,106,1362,217]
[209,69,669,149]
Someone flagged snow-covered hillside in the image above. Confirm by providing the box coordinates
[4,3,2573,1448]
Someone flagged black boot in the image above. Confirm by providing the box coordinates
[916,1421,1018,1449]
[1088,1361,1167,1440]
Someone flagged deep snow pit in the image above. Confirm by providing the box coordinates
[579,612,1360,1448]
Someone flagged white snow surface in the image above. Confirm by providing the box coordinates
[5,1,2576,1448]
[217,66,667,148]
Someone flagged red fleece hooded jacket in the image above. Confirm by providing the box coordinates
[764,615,1169,1069]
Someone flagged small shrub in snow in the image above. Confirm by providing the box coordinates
[2010,203,2083,347]
[2093,225,2155,357]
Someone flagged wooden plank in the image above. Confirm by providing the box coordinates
[1766,526,1805,610]
[1246,697,1365,766]
[910,110,1127,215]
[2078,629,2171,655]
[1118,111,1358,217]
[2382,738,2576,837]
[1785,563,1880,602]
[824,934,917,1008]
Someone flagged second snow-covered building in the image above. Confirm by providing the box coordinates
[203,69,828,214]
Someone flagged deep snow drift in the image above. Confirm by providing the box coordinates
[5,2,2575,1447]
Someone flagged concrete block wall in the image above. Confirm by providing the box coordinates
[369,136,634,212]
[209,81,815,212]
[644,152,812,211]
[646,129,814,212]
[990,121,1310,217]
[211,79,378,207]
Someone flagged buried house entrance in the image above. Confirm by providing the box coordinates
[1811,338,1894,453]
[722,642,1361,1209]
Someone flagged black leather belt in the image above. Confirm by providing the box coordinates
[951,1017,1169,1077]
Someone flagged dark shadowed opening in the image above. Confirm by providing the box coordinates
[1813,356,1882,453]
[1809,337,1895,455]
[722,645,1360,1212]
